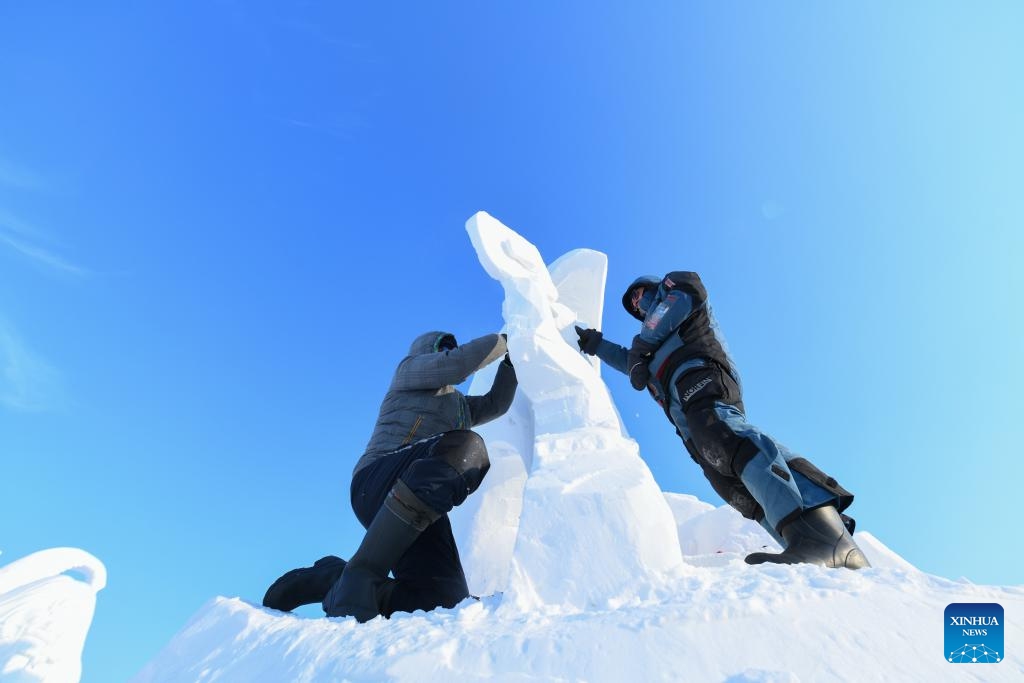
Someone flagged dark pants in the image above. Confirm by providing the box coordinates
[672,363,847,536]
[350,432,486,616]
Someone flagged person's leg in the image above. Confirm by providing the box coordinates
[692,401,823,533]
[677,366,867,568]
[385,515,470,615]
[260,446,421,613]
[323,430,490,620]
[689,402,868,568]
[671,369,766,526]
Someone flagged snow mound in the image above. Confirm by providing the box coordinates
[0,547,106,683]
[133,213,1024,682]
[133,554,1024,682]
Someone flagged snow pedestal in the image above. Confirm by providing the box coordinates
[452,211,683,611]
[0,547,106,683]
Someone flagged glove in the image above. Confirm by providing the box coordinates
[503,352,514,368]
[628,358,651,390]
[574,326,603,355]
[627,335,656,390]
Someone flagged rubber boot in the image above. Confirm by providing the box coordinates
[323,481,439,622]
[745,504,871,569]
[262,556,347,612]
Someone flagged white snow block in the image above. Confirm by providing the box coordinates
[464,211,684,609]
[451,240,610,596]
[0,548,106,683]
[547,248,608,372]
[466,212,621,434]
[676,503,780,557]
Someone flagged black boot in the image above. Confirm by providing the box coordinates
[322,481,439,622]
[262,555,347,612]
[745,504,871,569]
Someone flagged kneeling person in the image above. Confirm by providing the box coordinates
[265,331,517,621]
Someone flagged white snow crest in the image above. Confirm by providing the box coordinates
[466,212,619,433]
[461,212,685,610]
[0,547,106,683]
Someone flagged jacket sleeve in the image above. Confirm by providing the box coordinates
[465,360,518,426]
[593,337,629,375]
[391,334,507,391]
[637,287,694,347]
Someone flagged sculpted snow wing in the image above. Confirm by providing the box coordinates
[0,547,106,683]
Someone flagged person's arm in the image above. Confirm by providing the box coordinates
[465,358,518,426]
[575,326,629,375]
[595,338,629,375]
[391,333,507,391]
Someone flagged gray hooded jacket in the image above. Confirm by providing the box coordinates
[353,331,517,475]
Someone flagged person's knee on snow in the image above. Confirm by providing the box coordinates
[322,431,491,622]
[322,481,440,621]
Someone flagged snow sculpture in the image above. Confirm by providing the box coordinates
[452,211,683,610]
[449,248,609,596]
[0,547,106,683]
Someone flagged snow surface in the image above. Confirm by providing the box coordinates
[0,547,106,683]
[132,213,1024,682]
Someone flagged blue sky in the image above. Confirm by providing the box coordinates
[2,3,1022,681]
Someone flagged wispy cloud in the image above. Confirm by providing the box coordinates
[0,232,87,276]
[0,210,88,276]
[0,319,64,413]
[275,108,370,141]
[0,159,45,191]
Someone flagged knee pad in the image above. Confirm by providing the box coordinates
[686,406,760,478]
[399,431,490,514]
[685,439,764,521]
[430,430,490,494]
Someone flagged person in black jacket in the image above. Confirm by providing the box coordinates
[575,272,869,569]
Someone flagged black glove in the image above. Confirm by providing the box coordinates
[503,352,514,368]
[627,335,656,390]
[575,326,603,355]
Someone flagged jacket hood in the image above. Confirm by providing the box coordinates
[409,331,457,356]
[621,275,662,321]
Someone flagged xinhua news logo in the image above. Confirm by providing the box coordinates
[945,603,1003,664]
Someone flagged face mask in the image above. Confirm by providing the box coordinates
[637,290,656,316]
